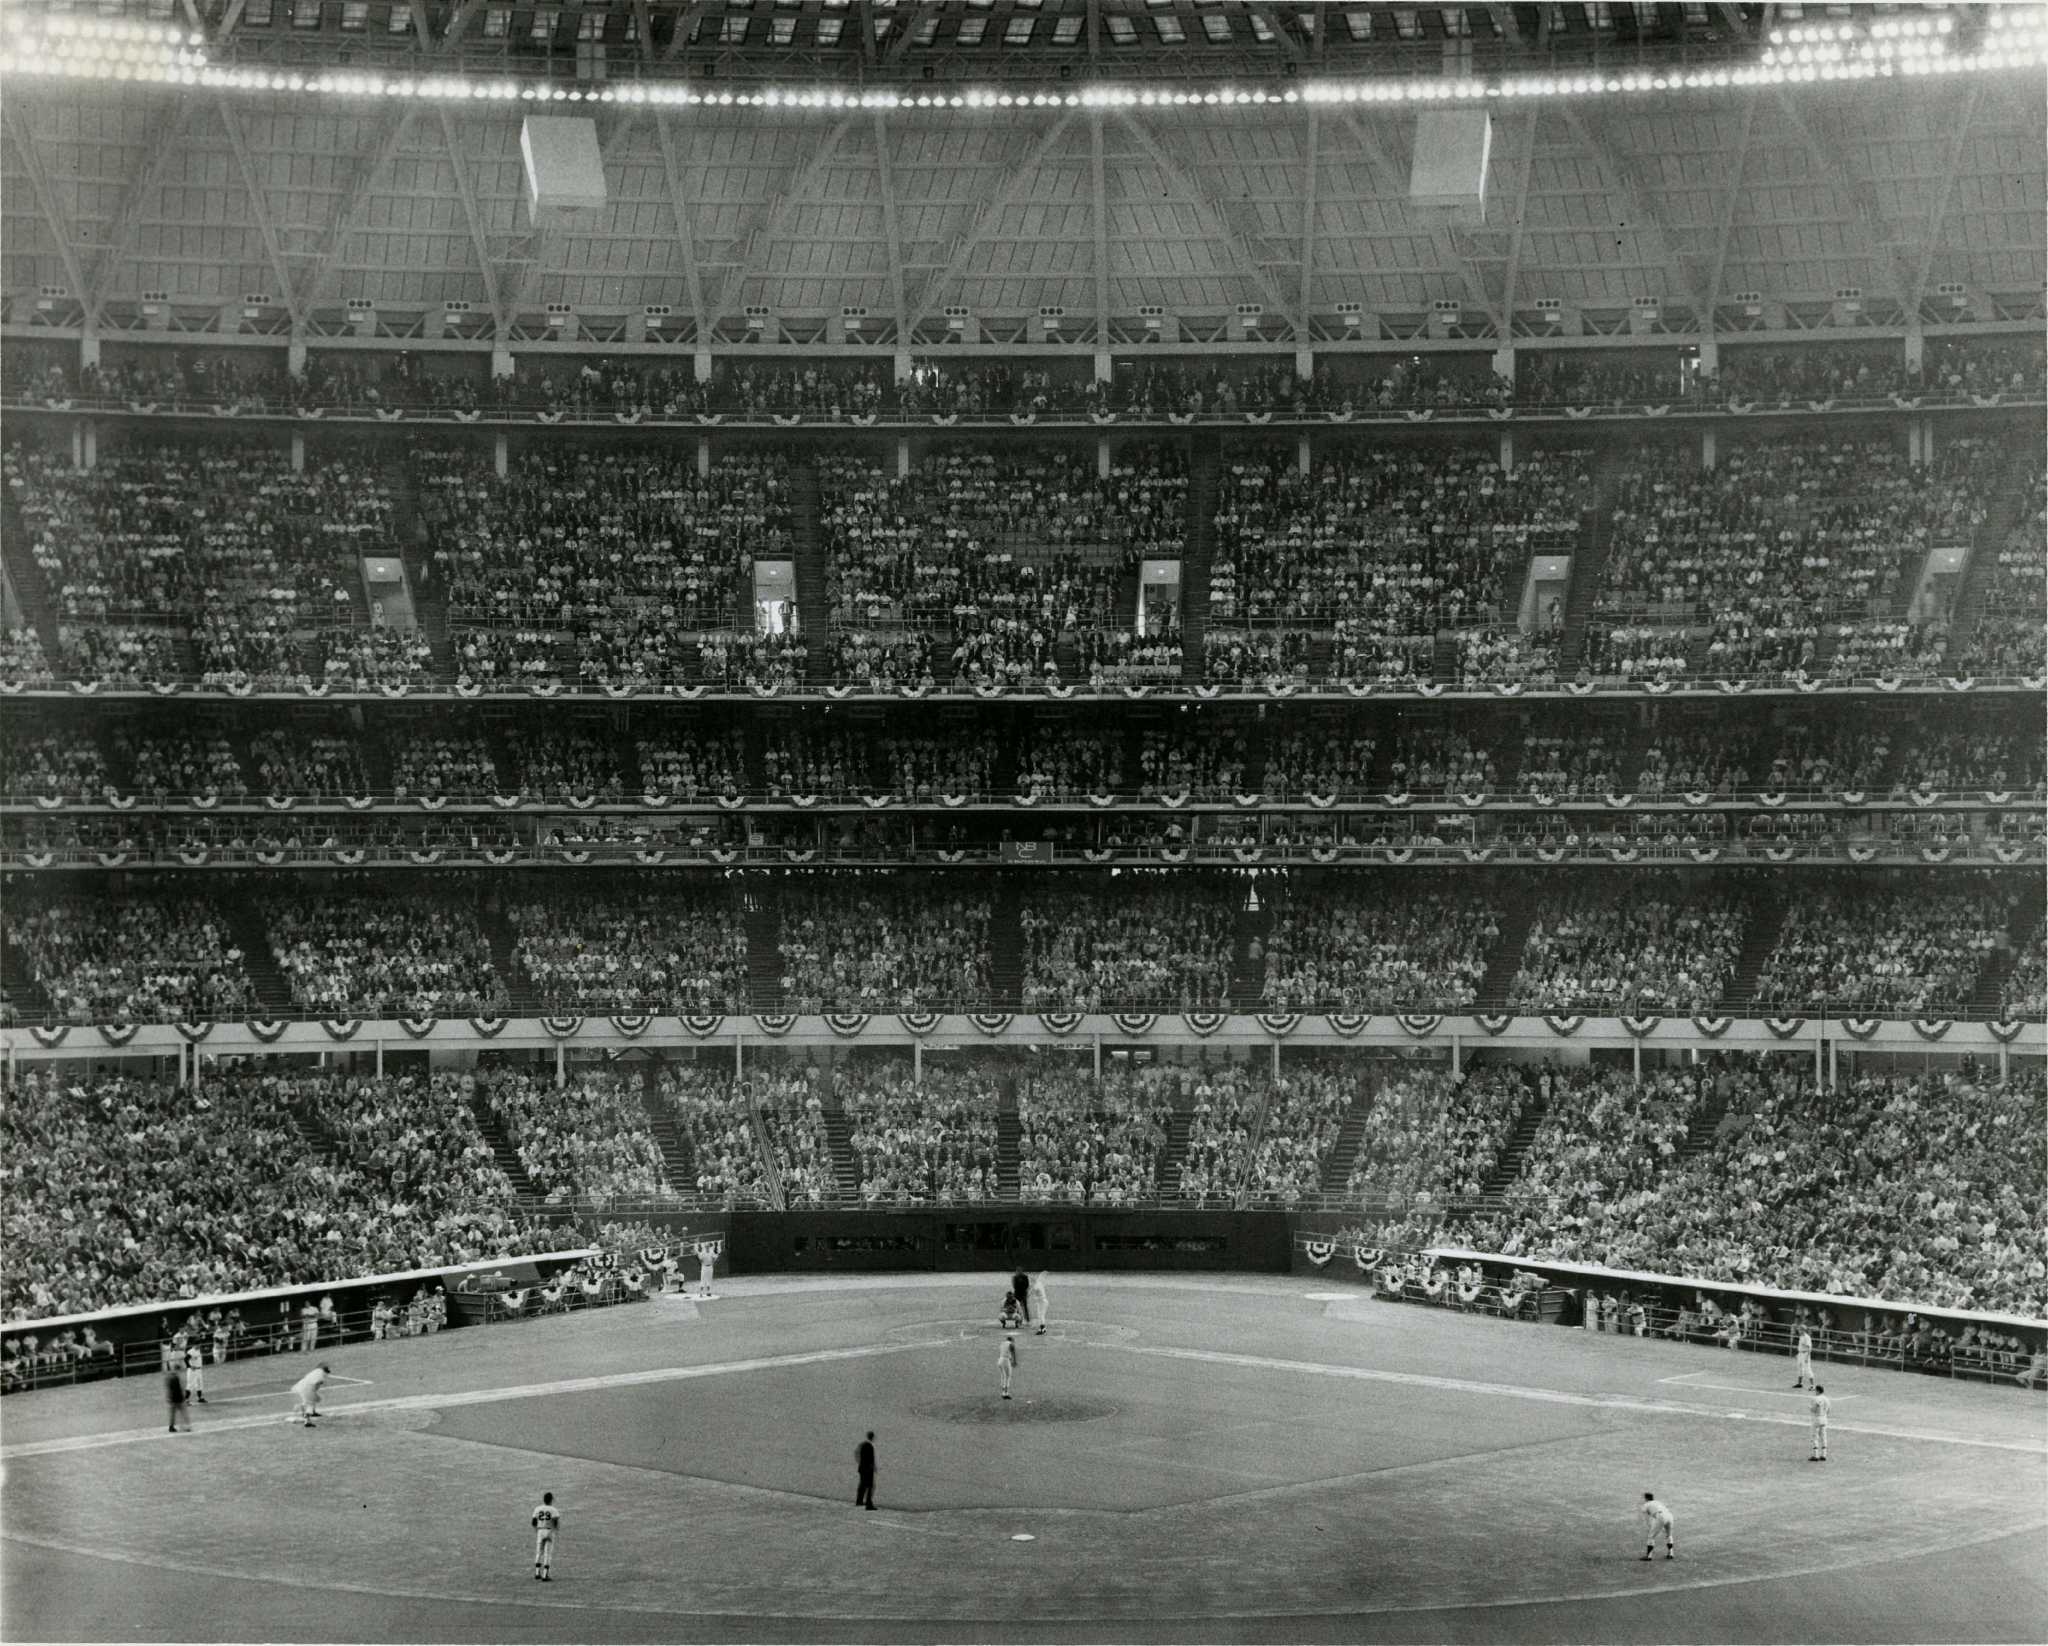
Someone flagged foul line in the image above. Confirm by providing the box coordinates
[1111,1343,2043,1455]
[0,1339,945,1462]
[1658,1370,1859,1401]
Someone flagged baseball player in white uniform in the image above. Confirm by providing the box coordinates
[1028,1272,1049,1336]
[291,1362,332,1427]
[1793,1327,1815,1390]
[998,1333,1017,1400]
[1639,1492,1675,1560]
[696,1243,717,1301]
[183,1341,208,1403]
[531,1491,561,1581]
[1808,1385,1830,1461]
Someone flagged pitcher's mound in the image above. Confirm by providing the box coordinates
[912,1395,1120,1425]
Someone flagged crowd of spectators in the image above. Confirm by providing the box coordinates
[0,627,53,689]
[1209,446,1588,635]
[1257,881,1497,1011]
[1346,1065,1528,1209]
[1016,1062,1175,1205]
[1019,875,1238,1011]
[1262,726,1377,801]
[246,728,373,799]
[473,1066,670,1204]
[388,730,502,800]
[1457,1065,2047,1316]
[418,447,789,691]
[1752,883,2010,1013]
[750,1070,837,1204]
[3,731,112,801]
[505,881,749,1012]
[638,727,745,802]
[1956,467,2045,677]
[115,729,248,803]
[654,1065,769,1203]
[268,891,509,1016]
[838,1059,999,1204]
[774,878,994,1011]
[7,890,257,1022]
[0,1067,549,1319]
[1510,880,1747,1013]
[6,439,396,690]
[1240,1063,1353,1204]
[819,446,1184,639]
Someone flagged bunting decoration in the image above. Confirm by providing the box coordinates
[610,1015,652,1039]
[1111,1013,1158,1037]
[1182,1012,1227,1037]
[1945,677,1977,693]
[247,1019,288,1043]
[1691,1015,1731,1038]
[1988,1020,2028,1043]
[753,1014,796,1037]
[1474,1014,1512,1035]
[825,1013,871,1037]
[470,1016,508,1037]
[681,1015,726,1038]
[1256,1013,1300,1037]
[1765,1017,1808,1040]
[1397,1013,1442,1037]
[1304,1239,1335,1266]
[485,848,519,866]
[1326,1013,1369,1036]
[1037,1012,1084,1036]
[399,1017,439,1039]
[541,1016,585,1040]
[898,1012,942,1037]
[1545,1014,1587,1037]
[1308,792,1337,810]
[969,1013,1014,1036]
[29,1025,71,1047]
[320,1020,362,1041]
[1912,1019,1954,1041]
[1619,1015,1661,1038]
[1839,1018,1881,1040]
[98,1024,140,1047]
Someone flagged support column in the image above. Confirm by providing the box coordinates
[1998,1041,2008,1081]
[1902,329,1923,375]
[1295,345,1314,382]
[736,1033,744,1080]
[1633,1038,1642,1080]
[913,1040,923,1083]
[1918,416,1936,468]
[1827,1036,1837,1092]
[493,433,509,479]
[1700,428,1717,472]
[286,335,306,376]
[896,437,912,480]
[79,331,100,370]
[1498,429,1515,474]
[1093,349,1113,385]
[1092,1037,1102,1080]
[1097,436,1112,480]
[1297,432,1312,476]
[375,1038,385,1078]
[290,432,305,473]
[556,1040,566,1088]
[893,349,913,385]
[81,421,97,471]
[698,435,712,479]
[71,422,85,470]
[1490,343,1515,389]
[1450,1035,1461,1079]
[491,344,515,381]
[1814,1032,1824,1089]
[1271,1038,1279,1078]
[695,347,713,384]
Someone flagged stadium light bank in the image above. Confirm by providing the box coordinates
[0,5,2042,111]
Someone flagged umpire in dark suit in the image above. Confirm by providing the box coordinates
[855,1431,877,1509]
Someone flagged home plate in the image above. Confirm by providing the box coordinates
[1011,1533,1036,1542]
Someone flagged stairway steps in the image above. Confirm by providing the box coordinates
[820,1106,863,1199]
[1476,890,1543,1009]
[1179,434,1220,682]
[789,462,832,688]
[0,490,63,659]
[1945,464,2038,667]
[745,898,783,1011]
[1723,896,1792,1013]
[1157,1109,1196,1200]
[1678,1078,1734,1161]
[1316,1091,1375,1198]
[219,888,294,1014]
[478,902,535,1015]
[996,1110,1022,1201]
[990,875,1024,1012]
[1479,1092,1547,1198]
[467,1093,544,1199]
[1558,459,1626,672]
[635,1083,697,1194]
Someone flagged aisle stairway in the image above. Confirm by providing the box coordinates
[1474,889,1542,1009]
[477,902,530,1014]
[1677,1076,1734,1162]
[745,899,783,1010]
[389,459,457,685]
[465,1092,544,1199]
[1971,888,2046,1019]
[1944,460,2038,667]
[990,876,1024,1011]
[1478,1083,1547,1197]
[0,930,55,1022]
[286,1103,342,1168]
[1315,1085,1375,1198]
[1178,434,1221,682]
[1721,897,1791,1014]
[635,1075,697,1193]
[820,1101,863,1200]
[1156,1105,1195,1199]
[789,462,832,687]
[219,888,294,1015]
[0,488,62,659]
[995,1109,1023,1200]
[1557,447,1633,672]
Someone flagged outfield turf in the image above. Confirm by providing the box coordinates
[3,1274,2043,1643]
